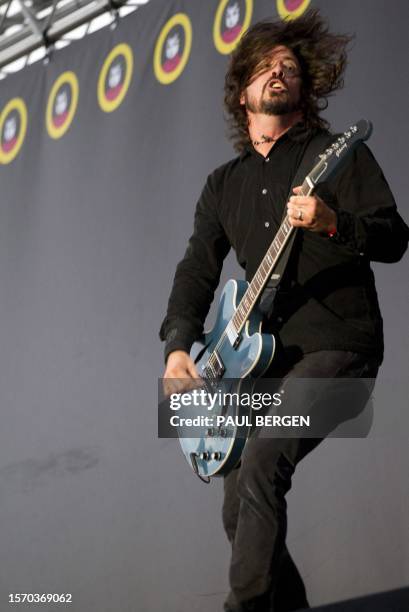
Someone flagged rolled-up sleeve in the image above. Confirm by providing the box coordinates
[328,143,409,262]
[159,173,231,362]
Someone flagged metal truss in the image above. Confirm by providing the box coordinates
[0,0,149,76]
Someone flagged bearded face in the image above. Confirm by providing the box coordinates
[241,46,302,117]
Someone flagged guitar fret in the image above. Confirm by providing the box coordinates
[233,200,298,337]
[300,181,310,196]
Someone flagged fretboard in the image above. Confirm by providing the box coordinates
[228,177,312,337]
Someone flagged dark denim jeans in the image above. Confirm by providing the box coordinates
[222,350,379,612]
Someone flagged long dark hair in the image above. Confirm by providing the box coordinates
[224,9,353,151]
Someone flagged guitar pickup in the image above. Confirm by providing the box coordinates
[213,351,225,377]
[226,323,241,347]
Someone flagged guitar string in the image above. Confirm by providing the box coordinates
[205,209,305,374]
[205,203,307,376]
[204,213,298,376]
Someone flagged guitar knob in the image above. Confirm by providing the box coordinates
[199,451,210,461]
[211,452,223,461]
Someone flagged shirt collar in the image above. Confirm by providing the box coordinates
[239,121,314,161]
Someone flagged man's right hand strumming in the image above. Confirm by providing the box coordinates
[163,350,201,396]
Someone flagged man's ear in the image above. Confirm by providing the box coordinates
[239,92,245,105]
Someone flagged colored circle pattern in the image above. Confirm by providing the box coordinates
[213,0,253,55]
[276,0,311,21]
[98,43,134,112]
[46,71,79,139]
[0,6,317,161]
[153,13,193,85]
[0,98,27,164]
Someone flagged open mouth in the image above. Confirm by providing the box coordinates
[267,80,287,92]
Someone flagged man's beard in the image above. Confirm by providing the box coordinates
[244,90,299,116]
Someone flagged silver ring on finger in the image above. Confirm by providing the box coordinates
[297,209,304,221]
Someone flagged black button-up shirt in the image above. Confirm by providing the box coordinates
[160,124,408,363]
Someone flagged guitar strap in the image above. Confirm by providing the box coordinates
[259,131,334,317]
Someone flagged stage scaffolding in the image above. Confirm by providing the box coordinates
[0,0,149,76]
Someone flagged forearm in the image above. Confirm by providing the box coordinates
[330,207,409,262]
[324,143,409,262]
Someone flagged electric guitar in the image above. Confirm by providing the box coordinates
[177,119,372,482]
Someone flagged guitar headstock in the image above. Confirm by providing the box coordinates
[309,119,372,185]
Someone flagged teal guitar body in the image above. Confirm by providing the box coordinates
[178,279,275,481]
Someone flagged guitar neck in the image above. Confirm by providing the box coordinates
[230,178,313,336]
[209,119,371,360]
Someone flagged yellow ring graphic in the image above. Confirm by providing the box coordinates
[46,71,79,139]
[276,0,311,21]
[213,0,253,55]
[153,13,192,85]
[0,98,27,164]
[98,43,134,112]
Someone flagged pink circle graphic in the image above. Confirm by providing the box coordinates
[284,0,304,9]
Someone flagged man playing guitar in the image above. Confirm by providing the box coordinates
[160,9,408,612]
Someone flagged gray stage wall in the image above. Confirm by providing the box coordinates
[0,1,407,611]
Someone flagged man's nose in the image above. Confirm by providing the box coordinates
[271,64,285,79]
